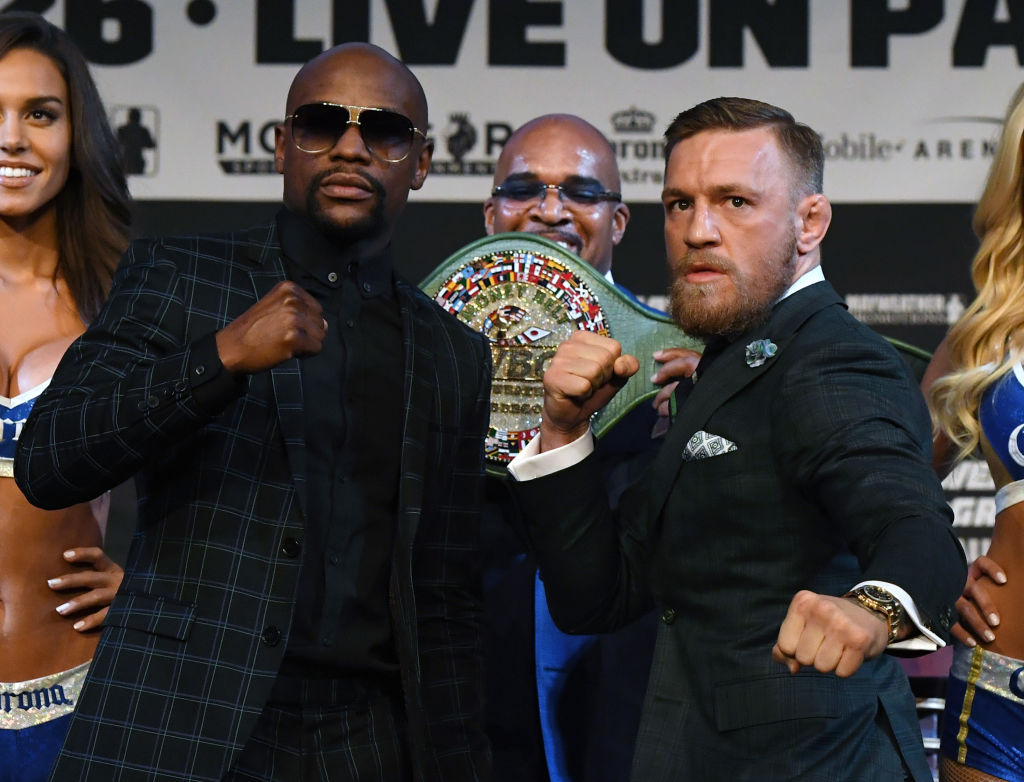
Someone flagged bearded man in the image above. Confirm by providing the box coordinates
[504,97,966,782]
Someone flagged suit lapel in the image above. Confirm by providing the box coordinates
[395,280,431,554]
[246,222,309,520]
[647,281,844,520]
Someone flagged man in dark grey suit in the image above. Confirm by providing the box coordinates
[507,98,966,781]
[16,43,492,782]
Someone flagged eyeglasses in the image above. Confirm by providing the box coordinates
[284,102,426,162]
[491,180,622,208]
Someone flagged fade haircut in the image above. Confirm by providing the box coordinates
[663,97,824,198]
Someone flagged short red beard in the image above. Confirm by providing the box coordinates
[669,239,797,341]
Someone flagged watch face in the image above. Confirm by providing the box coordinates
[432,248,609,465]
[862,585,895,605]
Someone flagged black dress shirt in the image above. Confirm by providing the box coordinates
[275,209,404,681]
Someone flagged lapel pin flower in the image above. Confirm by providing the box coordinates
[745,339,777,368]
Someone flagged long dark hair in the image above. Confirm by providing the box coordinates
[0,11,131,321]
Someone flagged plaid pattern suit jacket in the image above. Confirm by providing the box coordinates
[15,222,493,782]
[514,281,966,782]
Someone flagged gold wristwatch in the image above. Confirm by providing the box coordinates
[844,585,905,645]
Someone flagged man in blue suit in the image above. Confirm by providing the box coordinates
[480,114,696,782]
[507,98,966,781]
[17,43,492,782]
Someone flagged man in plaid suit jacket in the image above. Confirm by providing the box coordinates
[16,43,492,782]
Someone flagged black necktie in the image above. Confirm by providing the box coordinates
[660,338,729,432]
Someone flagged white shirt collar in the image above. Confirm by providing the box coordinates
[777,265,824,302]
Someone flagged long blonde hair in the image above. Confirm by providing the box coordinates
[930,84,1024,461]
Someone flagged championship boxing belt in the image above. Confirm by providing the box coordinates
[420,232,702,476]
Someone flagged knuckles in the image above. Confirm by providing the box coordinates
[789,589,818,613]
[843,624,875,652]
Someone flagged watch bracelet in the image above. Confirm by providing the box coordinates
[843,588,903,645]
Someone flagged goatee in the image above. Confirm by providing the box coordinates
[305,167,387,245]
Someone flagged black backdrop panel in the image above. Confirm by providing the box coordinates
[132,200,979,354]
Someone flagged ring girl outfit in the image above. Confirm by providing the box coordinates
[1,379,93,782]
[940,363,1024,781]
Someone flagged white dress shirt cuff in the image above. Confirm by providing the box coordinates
[507,428,595,481]
[852,580,944,651]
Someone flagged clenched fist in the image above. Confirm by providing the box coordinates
[772,590,890,678]
[216,281,327,374]
[539,331,639,451]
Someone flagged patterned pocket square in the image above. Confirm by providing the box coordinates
[683,430,738,461]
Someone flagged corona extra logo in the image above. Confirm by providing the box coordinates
[611,106,655,133]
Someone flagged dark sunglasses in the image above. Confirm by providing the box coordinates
[285,102,426,162]
[491,180,622,207]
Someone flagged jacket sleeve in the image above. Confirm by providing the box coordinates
[509,446,655,635]
[15,238,246,510]
[774,335,965,642]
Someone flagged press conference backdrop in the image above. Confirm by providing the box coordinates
[29,0,1024,559]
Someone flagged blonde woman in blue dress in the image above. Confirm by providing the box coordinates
[927,83,1024,782]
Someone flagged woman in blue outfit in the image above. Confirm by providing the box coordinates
[0,12,129,782]
[926,83,1024,782]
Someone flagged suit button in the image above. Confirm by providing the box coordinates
[280,537,301,558]
[147,395,160,409]
[261,625,281,646]
[174,380,189,393]
[661,607,677,625]
[194,365,206,377]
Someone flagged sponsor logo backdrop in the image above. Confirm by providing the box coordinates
[18,0,1024,202]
